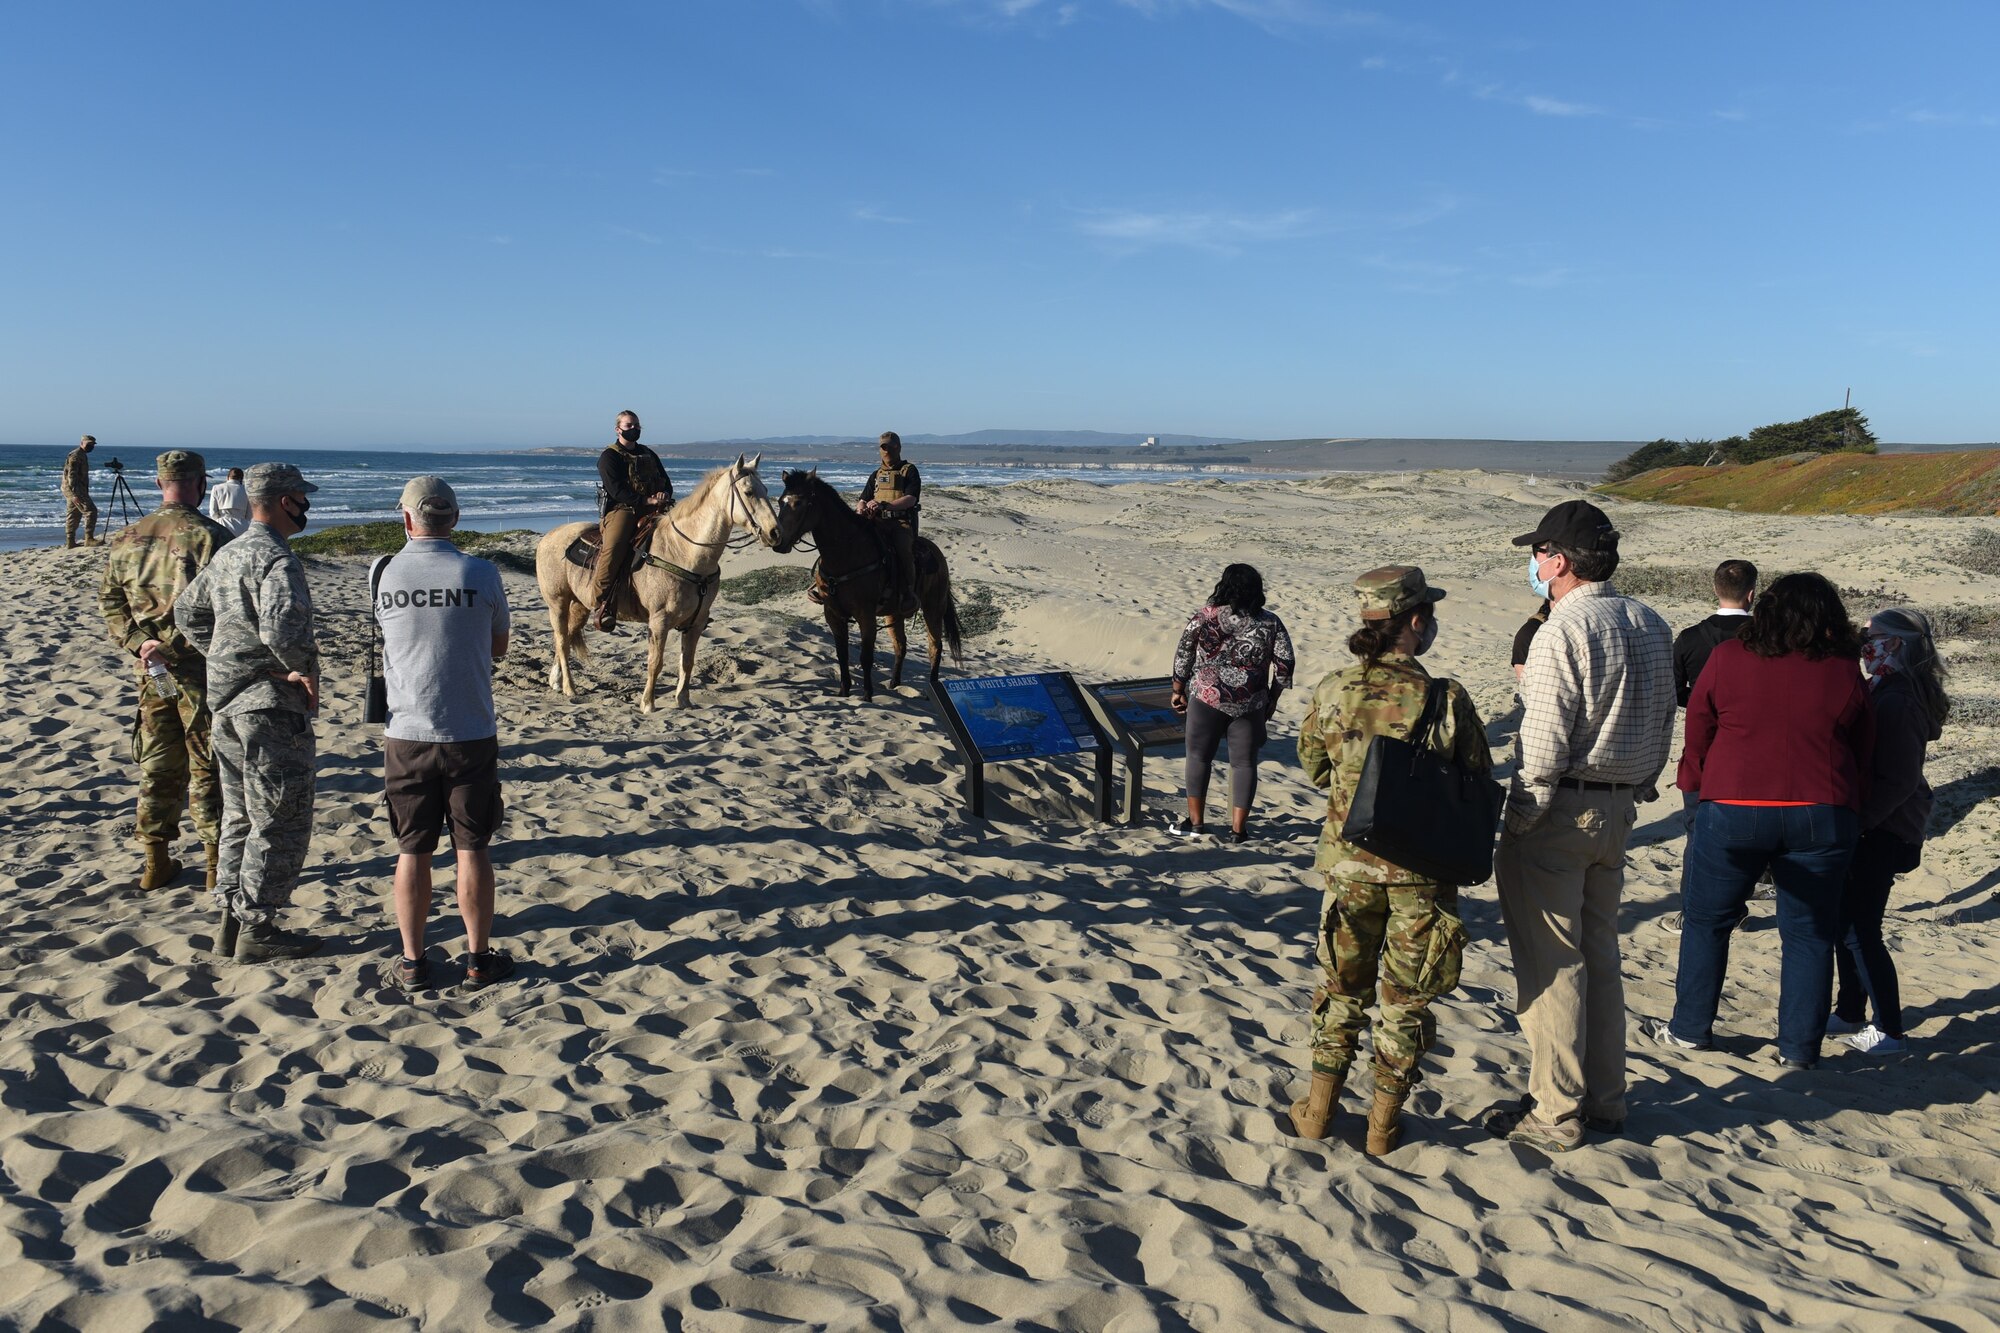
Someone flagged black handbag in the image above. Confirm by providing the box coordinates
[1339,678,1503,886]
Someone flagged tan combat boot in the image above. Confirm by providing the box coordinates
[1288,1070,1344,1140]
[204,843,220,891]
[1365,1088,1407,1157]
[138,841,184,891]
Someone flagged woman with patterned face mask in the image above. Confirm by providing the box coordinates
[1831,608,1950,1055]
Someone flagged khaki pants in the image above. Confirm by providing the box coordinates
[1495,786,1637,1125]
[592,506,638,612]
[64,494,98,545]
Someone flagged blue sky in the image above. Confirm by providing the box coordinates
[3,1,1995,448]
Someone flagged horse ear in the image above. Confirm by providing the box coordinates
[748,451,762,470]
[809,468,819,480]
[734,452,747,471]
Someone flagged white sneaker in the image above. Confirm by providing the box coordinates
[1843,1025,1907,1054]
[1824,1013,1864,1036]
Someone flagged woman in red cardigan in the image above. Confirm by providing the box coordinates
[1647,573,1874,1069]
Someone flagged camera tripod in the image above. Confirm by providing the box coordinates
[101,458,143,532]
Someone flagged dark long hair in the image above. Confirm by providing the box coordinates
[1209,563,1265,615]
[1738,572,1862,661]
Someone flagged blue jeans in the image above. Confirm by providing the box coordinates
[1669,802,1858,1065]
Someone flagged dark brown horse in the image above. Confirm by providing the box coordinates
[771,469,963,700]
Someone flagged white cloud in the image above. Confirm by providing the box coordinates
[1073,206,1318,253]
[1521,94,1598,118]
[854,205,916,224]
[610,226,665,245]
[1896,107,1998,128]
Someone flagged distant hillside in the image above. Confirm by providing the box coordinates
[1601,448,2000,515]
[694,429,1241,449]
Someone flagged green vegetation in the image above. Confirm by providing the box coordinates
[1616,565,1908,611]
[291,523,539,573]
[1951,529,2000,577]
[1601,448,2000,516]
[957,583,1003,638]
[721,564,816,605]
[1604,407,1878,484]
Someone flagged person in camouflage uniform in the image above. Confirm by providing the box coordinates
[174,462,323,963]
[63,435,101,547]
[1291,565,1492,1155]
[99,450,233,891]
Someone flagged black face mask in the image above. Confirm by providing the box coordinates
[619,428,641,446]
[286,496,310,532]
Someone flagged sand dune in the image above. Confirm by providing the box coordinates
[2,472,1996,1329]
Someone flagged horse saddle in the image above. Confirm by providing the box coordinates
[564,513,661,575]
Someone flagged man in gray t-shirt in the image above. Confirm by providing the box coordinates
[373,476,514,991]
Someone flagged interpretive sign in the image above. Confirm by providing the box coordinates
[933,673,1112,821]
[1082,676,1193,826]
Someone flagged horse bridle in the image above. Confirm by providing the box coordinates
[669,472,771,550]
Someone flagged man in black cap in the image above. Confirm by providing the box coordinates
[1486,499,1675,1153]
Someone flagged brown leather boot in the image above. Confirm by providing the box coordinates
[204,843,220,891]
[1287,1070,1343,1140]
[1365,1088,1407,1157]
[138,841,184,891]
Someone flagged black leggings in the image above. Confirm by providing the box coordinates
[1835,829,1920,1037]
[1184,697,1265,813]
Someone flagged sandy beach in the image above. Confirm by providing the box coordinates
[3,470,1997,1330]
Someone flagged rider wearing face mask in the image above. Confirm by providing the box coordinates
[1291,565,1493,1157]
[173,462,325,963]
[591,410,673,632]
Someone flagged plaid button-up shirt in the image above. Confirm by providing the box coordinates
[1506,580,1677,832]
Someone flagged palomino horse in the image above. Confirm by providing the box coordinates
[536,454,782,711]
[770,469,963,700]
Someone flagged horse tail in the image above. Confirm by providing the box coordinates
[938,573,964,667]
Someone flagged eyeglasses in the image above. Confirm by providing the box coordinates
[1532,544,1554,556]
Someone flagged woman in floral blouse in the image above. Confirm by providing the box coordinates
[1168,563,1296,843]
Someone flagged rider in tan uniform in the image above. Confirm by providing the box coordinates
[591,410,672,631]
[857,431,920,611]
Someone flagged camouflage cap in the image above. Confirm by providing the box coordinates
[155,449,207,480]
[1354,564,1447,621]
[244,461,318,499]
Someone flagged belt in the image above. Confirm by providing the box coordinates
[1557,777,1635,792]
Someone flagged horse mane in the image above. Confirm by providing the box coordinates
[672,461,739,516]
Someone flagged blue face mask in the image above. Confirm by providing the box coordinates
[1527,551,1552,599]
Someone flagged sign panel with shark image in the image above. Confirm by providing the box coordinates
[940,674,1101,760]
[932,672,1113,821]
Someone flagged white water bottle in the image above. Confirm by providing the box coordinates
[147,659,178,700]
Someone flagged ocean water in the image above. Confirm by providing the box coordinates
[0,444,1292,551]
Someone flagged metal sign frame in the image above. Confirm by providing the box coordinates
[931,672,1114,822]
[1080,676,1193,825]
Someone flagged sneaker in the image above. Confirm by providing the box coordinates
[389,954,431,992]
[1227,828,1251,845]
[1507,1113,1584,1153]
[1824,1013,1864,1036]
[1582,1111,1625,1135]
[1643,1017,1708,1051]
[1662,912,1683,934]
[464,949,516,988]
[1164,817,1206,840]
[1774,1054,1817,1070]
[1843,1025,1907,1054]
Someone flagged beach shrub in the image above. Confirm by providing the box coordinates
[1616,564,1909,612]
[292,522,536,559]
[722,564,816,605]
[1950,530,2000,577]
[957,583,1003,638]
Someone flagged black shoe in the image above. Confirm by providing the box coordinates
[1228,828,1251,845]
[389,954,431,991]
[1773,1055,1816,1070]
[216,908,240,959]
[463,949,516,988]
[1583,1113,1625,1135]
[236,921,323,962]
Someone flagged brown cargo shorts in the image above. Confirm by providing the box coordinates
[384,736,502,854]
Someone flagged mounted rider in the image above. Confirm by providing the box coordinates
[856,430,920,612]
[592,410,672,631]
